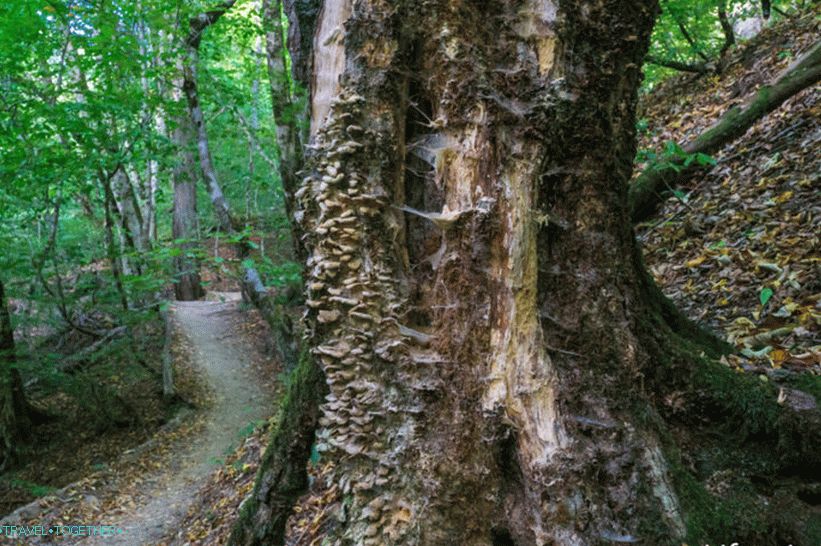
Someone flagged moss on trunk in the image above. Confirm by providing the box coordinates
[229,344,326,545]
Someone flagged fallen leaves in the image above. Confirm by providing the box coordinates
[639,14,820,377]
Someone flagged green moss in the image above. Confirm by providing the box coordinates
[666,446,768,544]
[786,373,821,401]
[688,356,781,437]
[229,346,326,545]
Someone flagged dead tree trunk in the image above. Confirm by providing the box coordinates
[235,1,821,544]
[0,279,29,470]
[630,39,821,222]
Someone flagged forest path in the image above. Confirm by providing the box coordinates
[84,296,275,545]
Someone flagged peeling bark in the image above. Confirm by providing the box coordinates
[237,1,821,544]
[288,0,693,543]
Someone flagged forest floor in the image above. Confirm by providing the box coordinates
[638,13,820,376]
[1,295,279,545]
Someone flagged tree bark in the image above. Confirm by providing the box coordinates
[232,1,821,544]
[630,39,821,222]
[262,0,307,259]
[182,1,238,235]
[172,72,206,302]
[717,1,735,58]
[111,168,148,256]
[0,279,28,470]
[287,1,687,541]
[228,2,326,544]
[99,168,130,311]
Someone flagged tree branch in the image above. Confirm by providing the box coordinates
[185,0,238,49]
[645,55,709,74]
[717,1,735,58]
[674,15,709,62]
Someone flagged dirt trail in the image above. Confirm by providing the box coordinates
[82,297,274,545]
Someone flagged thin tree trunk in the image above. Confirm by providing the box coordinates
[32,192,103,338]
[675,14,709,62]
[718,1,736,58]
[112,168,148,255]
[100,168,130,311]
[630,39,821,222]
[229,2,325,543]
[181,0,286,312]
[0,279,28,470]
[182,2,238,235]
[262,0,306,259]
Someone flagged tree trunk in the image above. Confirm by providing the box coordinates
[262,0,306,259]
[172,120,206,301]
[0,279,28,470]
[172,79,206,302]
[717,1,735,58]
[100,168,130,311]
[234,1,821,544]
[228,2,328,544]
[111,168,148,256]
[630,39,821,222]
[182,2,238,235]
[181,0,301,318]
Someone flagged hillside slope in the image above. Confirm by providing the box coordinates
[638,13,820,375]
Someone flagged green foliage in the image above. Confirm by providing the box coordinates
[0,477,55,498]
[644,0,806,88]
[636,140,716,173]
[0,0,296,339]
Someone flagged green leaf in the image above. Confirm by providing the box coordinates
[759,287,774,306]
[695,153,716,166]
[310,443,321,466]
